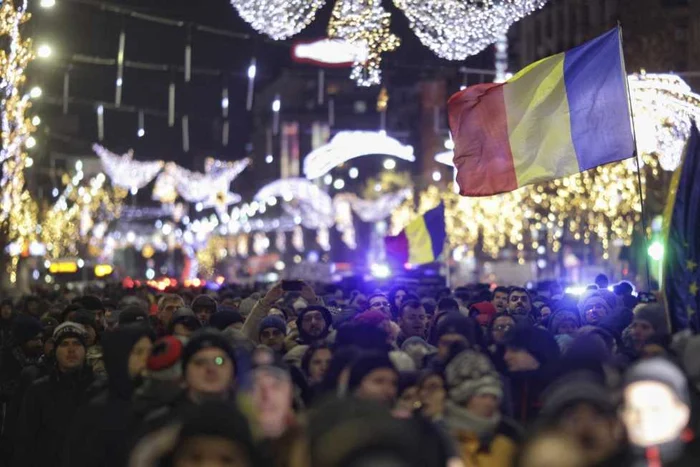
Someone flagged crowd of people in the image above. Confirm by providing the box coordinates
[0,273,699,467]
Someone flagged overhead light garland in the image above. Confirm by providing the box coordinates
[229,0,325,40]
[327,0,401,86]
[93,144,164,193]
[231,0,544,86]
[304,130,414,179]
[392,0,546,61]
[629,73,700,171]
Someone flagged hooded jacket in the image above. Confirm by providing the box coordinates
[12,366,94,467]
[63,325,152,467]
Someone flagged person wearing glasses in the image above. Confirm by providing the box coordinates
[367,294,392,319]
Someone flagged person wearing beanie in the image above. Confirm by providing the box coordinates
[209,308,245,332]
[181,329,237,403]
[347,352,399,405]
[548,308,581,336]
[73,296,106,332]
[443,349,521,467]
[191,294,218,326]
[119,305,150,326]
[578,292,613,326]
[12,322,94,467]
[504,325,560,424]
[129,401,264,467]
[258,315,287,353]
[434,313,479,361]
[295,305,332,345]
[614,357,700,466]
[538,372,623,466]
[131,336,186,424]
[630,303,670,353]
[168,307,202,338]
[469,301,498,328]
[64,324,154,467]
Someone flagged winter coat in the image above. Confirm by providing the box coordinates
[508,366,557,425]
[12,367,94,467]
[63,325,151,467]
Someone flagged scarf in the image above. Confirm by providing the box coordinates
[445,400,501,439]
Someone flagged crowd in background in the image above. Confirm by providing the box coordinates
[0,273,699,467]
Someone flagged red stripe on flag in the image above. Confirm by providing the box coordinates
[447,83,518,196]
[384,230,409,266]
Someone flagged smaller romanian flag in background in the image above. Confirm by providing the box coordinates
[385,203,446,266]
[447,28,634,197]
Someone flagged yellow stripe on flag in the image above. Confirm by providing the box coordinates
[405,217,435,265]
[504,53,579,187]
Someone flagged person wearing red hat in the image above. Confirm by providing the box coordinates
[469,301,498,329]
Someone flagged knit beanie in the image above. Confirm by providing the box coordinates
[209,309,245,331]
[53,321,87,347]
[578,295,612,321]
[435,313,478,346]
[148,336,184,380]
[541,372,615,421]
[633,303,670,336]
[73,295,104,312]
[469,301,497,326]
[296,306,333,341]
[119,306,149,325]
[175,401,262,467]
[624,357,689,406]
[258,315,287,338]
[548,309,580,335]
[347,352,397,392]
[182,329,237,375]
[12,314,43,346]
[504,325,560,366]
[191,295,218,315]
[445,349,502,404]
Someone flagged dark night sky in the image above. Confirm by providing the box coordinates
[28,0,489,194]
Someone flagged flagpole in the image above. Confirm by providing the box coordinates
[618,24,652,292]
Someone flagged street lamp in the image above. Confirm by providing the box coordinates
[37,44,52,58]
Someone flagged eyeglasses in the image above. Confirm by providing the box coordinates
[494,324,514,332]
[370,301,390,308]
[191,355,229,367]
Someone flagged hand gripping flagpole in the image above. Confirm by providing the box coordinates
[618,24,652,292]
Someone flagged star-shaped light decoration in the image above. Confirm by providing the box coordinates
[687,259,698,272]
[93,144,164,192]
[689,281,698,297]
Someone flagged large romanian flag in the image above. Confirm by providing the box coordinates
[447,28,635,197]
[385,203,446,265]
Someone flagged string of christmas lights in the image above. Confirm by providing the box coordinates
[0,0,37,284]
[393,0,547,61]
[229,0,325,40]
[327,0,401,86]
